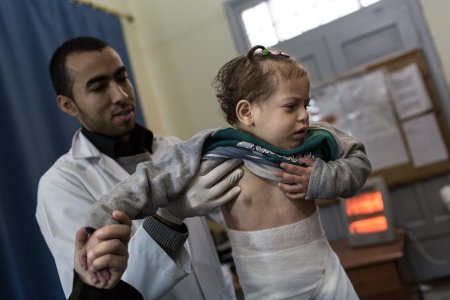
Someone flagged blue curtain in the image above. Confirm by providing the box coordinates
[0,1,144,299]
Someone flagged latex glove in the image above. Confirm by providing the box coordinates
[157,159,243,224]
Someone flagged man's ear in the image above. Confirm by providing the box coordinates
[56,95,78,117]
[236,99,254,127]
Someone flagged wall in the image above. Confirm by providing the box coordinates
[124,0,237,139]
[85,0,450,141]
[420,0,450,88]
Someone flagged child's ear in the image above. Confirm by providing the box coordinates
[236,99,254,127]
[56,95,79,117]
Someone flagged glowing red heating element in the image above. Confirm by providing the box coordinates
[344,191,388,234]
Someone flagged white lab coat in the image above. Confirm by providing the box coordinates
[36,129,235,299]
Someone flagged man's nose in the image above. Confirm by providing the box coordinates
[110,82,129,103]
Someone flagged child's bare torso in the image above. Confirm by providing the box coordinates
[221,164,316,231]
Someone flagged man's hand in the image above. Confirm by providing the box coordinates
[274,156,315,200]
[157,159,243,224]
[75,210,132,289]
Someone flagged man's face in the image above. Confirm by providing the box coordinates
[65,47,136,138]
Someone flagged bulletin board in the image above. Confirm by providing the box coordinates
[366,49,450,188]
[312,49,450,189]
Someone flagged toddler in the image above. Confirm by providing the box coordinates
[85,45,371,299]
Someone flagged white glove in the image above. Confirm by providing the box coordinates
[157,159,243,224]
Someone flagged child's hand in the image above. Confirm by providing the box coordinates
[274,156,315,200]
[75,228,111,288]
[74,227,109,288]
[75,210,132,289]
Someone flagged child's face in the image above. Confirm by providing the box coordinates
[248,76,310,149]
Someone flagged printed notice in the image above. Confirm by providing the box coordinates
[347,102,409,171]
[402,113,448,167]
[389,63,432,120]
[336,70,389,114]
[310,84,349,131]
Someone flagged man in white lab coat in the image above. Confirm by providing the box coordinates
[36,36,242,299]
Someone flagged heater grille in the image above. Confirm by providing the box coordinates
[340,177,395,247]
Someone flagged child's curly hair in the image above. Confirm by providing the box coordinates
[212,45,308,126]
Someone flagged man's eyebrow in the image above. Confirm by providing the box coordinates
[86,75,108,89]
[114,66,128,77]
[85,66,128,89]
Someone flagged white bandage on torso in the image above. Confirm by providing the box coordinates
[227,210,358,300]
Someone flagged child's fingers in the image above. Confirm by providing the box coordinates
[112,210,132,227]
[93,223,131,245]
[98,269,111,287]
[91,254,128,273]
[75,228,89,270]
[89,271,99,285]
[298,156,315,166]
[280,162,311,174]
[278,181,307,194]
[278,181,308,200]
[284,192,307,200]
[88,239,127,265]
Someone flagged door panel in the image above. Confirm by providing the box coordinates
[278,36,336,83]
[324,1,420,74]
[340,24,404,69]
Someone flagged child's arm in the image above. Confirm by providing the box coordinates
[275,122,371,200]
[306,122,371,200]
[84,130,214,230]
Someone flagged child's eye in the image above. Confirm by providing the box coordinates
[304,98,311,109]
[284,104,296,111]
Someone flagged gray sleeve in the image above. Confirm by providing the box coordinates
[306,122,372,200]
[85,129,216,229]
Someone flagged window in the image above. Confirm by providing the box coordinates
[241,0,381,47]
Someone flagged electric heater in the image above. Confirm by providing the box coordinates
[340,176,395,247]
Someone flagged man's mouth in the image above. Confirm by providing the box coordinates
[113,107,134,120]
[113,107,133,117]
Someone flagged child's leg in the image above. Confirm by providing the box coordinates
[312,248,359,300]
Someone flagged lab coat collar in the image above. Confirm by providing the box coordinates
[71,129,130,180]
[71,129,102,159]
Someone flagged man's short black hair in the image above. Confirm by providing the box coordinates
[49,36,108,98]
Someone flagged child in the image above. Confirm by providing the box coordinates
[85,45,371,299]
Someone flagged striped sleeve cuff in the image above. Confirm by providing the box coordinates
[142,216,188,260]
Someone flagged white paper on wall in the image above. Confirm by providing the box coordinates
[361,70,390,104]
[336,76,363,114]
[310,84,349,131]
[347,102,410,171]
[335,70,389,115]
[388,63,432,120]
[402,113,448,167]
